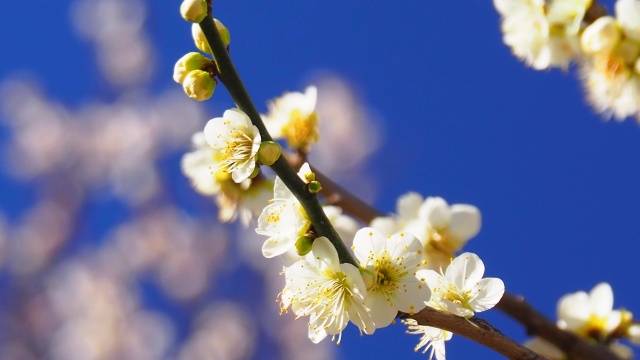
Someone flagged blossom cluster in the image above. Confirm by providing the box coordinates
[175,3,507,358]
[494,0,640,121]
[180,83,505,357]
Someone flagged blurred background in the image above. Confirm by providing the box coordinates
[0,0,639,359]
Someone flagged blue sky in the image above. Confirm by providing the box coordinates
[1,1,639,359]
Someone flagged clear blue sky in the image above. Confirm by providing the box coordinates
[1,1,639,359]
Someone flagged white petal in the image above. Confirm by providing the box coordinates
[448,204,481,242]
[419,197,451,229]
[589,282,614,317]
[302,86,318,113]
[273,176,295,200]
[386,232,422,266]
[445,252,484,291]
[224,107,252,125]
[557,292,591,329]
[352,227,385,266]
[231,160,255,183]
[366,292,398,329]
[393,276,430,314]
[341,263,375,334]
[397,192,424,220]
[308,325,327,344]
[311,237,340,271]
[341,263,368,296]
[469,277,505,312]
[370,216,399,236]
[261,236,295,258]
[603,310,623,334]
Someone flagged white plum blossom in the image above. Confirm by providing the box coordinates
[256,175,310,258]
[262,86,319,151]
[580,0,640,121]
[279,237,374,344]
[203,108,261,183]
[418,252,504,318]
[557,282,623,340]
[371,193,481,270]
[493,0,591,70]
[351,228,430,328]
[403,319,451,360]
[181,132,272,225]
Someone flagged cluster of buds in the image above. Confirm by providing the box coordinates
[174,0,231,101]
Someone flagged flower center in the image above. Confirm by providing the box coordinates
[282,109,319,150]
[441,284,473,311]
[223,130,253,158]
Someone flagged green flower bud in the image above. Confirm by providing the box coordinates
[257,141,281,165]
[182,70,216,101]
[308,180,322,194]
[192,23,212,54]
[295,236,314,256]
[173,52,211,84]
[214,18,231,48]
[180,0,208,23]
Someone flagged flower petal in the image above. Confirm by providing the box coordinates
[469,277,505,312]
[419,197,451,230]
[311,237,340,271]
[448,204,481,242]
[589,282,614,317]
[445,252,484,291]
[352,227,385,266]
[397,192,424,220]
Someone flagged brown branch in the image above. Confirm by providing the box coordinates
[403,307,544,360]
[497,293,621,360]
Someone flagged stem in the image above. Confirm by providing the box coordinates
[198,15,357,265]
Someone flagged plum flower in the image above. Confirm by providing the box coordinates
[371,193,481,270]
[351,227,430,328]
[181,132,271,225]
[203,108,261,183]
[279,237,374,344]
[256,175,310,258]
[262,86,319,152]
[557,282,623,341]
[418,252,504,318]
[493,0,590,70]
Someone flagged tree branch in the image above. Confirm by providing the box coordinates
[402,307,544,360]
